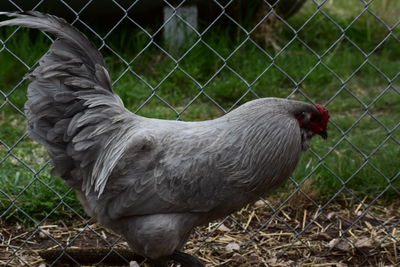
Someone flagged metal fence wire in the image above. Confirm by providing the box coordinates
[0,0,399,266]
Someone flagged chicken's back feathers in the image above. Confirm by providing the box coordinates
[0,11,137,196]
[103,98,307,219]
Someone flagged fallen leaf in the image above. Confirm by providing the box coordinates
[327,212,338,219]
[38,229,50,240]
[130,261,140,267]
[0,252,12,260]
[266,256,278,264]
[225,242,240,252]
[328,238,350,251]
[255,200,266,207]
[217,223,230,232]
[355,237,373,249]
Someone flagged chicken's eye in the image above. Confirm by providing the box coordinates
[301,112,312,124]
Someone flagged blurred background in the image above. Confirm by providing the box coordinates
[0,0,399,266]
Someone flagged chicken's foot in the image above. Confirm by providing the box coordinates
[149,259,168,267]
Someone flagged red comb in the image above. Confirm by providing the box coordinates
[315,104,330,126]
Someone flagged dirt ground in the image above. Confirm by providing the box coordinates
[1,197,399,267]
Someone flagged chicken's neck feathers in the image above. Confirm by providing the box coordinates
[216,111,302,194]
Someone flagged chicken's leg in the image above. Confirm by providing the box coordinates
[170,251,204,267]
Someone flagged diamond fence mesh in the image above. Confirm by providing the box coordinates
[0,0,399,266]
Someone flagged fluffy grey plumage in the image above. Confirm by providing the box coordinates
[0,12,329,266]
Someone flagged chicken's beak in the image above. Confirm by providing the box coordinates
[320,130,328,140]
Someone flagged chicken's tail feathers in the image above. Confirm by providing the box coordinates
[0,11,110,89]
[0,12,136,196]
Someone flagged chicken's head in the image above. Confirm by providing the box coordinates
[296,104,330,140]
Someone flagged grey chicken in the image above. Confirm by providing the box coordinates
[0,12,330,267]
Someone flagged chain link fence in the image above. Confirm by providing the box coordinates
[0,0,399,266]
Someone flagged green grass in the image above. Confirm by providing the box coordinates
[0,1,399,222]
